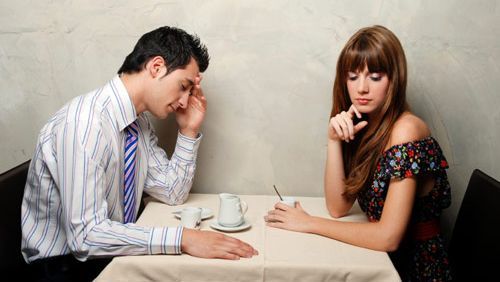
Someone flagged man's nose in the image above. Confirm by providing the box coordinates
[178,92,190,109]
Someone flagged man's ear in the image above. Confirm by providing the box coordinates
[147,56,167,78]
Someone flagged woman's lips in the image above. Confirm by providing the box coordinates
[356,98,370,105]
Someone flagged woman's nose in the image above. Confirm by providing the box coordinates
[357,78,369,94]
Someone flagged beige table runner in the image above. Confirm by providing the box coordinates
[96,194,400,281]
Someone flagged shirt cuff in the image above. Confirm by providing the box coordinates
[174,131,203,163]
[148,226,184,255]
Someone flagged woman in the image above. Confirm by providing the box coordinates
[265,25,452,281]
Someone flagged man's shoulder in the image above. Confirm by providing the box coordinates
[64,84,114,121]
[42,84,114,134]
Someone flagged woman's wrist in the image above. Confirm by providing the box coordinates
[304,216,321,234]
[327,139,343,150]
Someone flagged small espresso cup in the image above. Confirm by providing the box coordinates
[180,207,202,229]
[279,196,296,207]
[218,193,248,227]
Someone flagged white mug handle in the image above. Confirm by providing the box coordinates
[239,200,248,216]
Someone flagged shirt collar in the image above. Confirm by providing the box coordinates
[109,75,137,131]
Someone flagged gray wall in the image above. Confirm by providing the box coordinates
[1,0,499,239]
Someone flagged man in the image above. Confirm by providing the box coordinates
[21,26,257,281]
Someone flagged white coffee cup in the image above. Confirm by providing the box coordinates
[280,196,296,207]
[180,207,202,229]
[217,193,248,227]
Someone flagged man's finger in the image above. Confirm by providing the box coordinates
[196,87,205,99]
[192,85,205,101]
[226,244,254,258]
[222,238,257,257]
[218,251,239,260]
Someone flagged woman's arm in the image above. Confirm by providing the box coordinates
[267,113,427,251]
[324,139,355,217]
[324,105,368,217]
[319,176,416,251]
[267,176,416,252]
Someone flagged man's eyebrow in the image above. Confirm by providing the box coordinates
[183,78,194,86]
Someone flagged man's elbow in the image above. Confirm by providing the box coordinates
[164,192,190,206]
[67,241,90,261]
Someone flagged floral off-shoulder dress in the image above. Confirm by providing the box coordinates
[357,137,452,281]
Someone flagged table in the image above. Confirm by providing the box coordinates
[96,194,400,281]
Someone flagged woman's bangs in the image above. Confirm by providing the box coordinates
[343,41,388,74]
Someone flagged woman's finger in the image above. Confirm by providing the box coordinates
[336,114,350,142]
[265,213,287,223]
[266,221,285,229]
[274,202,290,211]
[295,201,304,211]
[348,104,362,119]
[330,117,344,140]
[354,120,368,134]
[340,111,354,140]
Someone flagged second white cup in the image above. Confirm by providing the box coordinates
[180,207,202,229]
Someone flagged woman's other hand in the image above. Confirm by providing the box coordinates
[264,202,314,233]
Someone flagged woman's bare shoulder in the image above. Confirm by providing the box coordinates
[388,112,431,148]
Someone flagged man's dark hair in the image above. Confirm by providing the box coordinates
[118,26,209,75]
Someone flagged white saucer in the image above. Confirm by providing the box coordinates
[172,207,214,220]
[209,220,251,232]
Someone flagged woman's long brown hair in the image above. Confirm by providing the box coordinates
[331,25,409,198]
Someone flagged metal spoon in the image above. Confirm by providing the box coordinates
[273,185,283,201]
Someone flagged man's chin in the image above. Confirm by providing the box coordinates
[168,105,178,113]
[150,111,169,119]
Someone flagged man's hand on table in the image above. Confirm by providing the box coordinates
[181,229,258,260]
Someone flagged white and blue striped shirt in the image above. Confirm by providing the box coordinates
[21,75,201,262]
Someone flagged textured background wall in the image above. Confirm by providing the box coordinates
[1,0,499,239]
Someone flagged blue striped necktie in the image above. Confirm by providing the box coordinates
[123,121,139,223]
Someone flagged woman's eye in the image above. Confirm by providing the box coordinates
[370,74,383,81]
[347,73,358,80]
[181,84,187,91]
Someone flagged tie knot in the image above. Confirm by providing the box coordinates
[126,121,139,137]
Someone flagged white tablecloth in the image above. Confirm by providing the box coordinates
[96,194,400,281]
